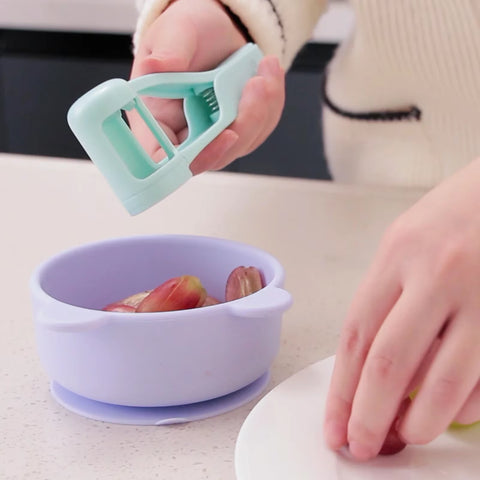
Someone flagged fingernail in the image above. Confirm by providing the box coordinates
[348,441,374,461]
[324,419,347,450]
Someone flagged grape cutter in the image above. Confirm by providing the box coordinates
[67,43,263,215]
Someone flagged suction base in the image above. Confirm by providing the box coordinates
[50,372,270,425]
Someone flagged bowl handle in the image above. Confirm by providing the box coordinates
[226,286,292,318]
[35,300,110,332]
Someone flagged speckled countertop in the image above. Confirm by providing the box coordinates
[0,154,424,480]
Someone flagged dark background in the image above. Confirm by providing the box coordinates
[0,29,337,179]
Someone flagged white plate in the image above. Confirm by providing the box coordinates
[235,356,480,480]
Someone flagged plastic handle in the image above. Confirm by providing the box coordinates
[179,43,263,161]
[36,300,111,332]
[227,286,293,318]
[129,72,213,98]
[66,44,264,216]
[131,96,177,159]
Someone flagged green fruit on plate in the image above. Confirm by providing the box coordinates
[449,420,480,429]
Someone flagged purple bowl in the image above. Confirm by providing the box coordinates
[30,235,292,407]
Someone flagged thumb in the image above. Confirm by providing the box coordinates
[132,14,197,77]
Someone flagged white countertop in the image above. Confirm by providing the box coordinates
[0,153,424,479]
[0,0,138,34]
[0,0,353,43]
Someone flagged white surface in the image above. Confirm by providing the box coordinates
[0,153,424,479]
[0,0,138,33]
[235,356,480,480]
[0,0,352,42]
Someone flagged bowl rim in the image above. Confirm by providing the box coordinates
[30,234,287,319]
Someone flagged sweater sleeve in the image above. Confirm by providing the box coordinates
[133,0,327,68]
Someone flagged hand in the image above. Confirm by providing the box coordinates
[324,158,480,461]
[130,0,285,174]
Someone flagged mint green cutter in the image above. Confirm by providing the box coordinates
[67,43,263,215]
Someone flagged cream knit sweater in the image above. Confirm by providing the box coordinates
[134,0,480,188]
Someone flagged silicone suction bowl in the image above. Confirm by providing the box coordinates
[30,235,292,420]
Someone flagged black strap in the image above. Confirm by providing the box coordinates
[223,5,254,42]
[321,72,421,122]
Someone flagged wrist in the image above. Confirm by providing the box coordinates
[221,4,253,42]
[167,0,252,42]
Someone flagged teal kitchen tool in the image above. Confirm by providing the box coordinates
[67,43,263,215]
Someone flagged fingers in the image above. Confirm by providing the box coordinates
[323,256,403,453]
[189,130,239,174]
[323,225,459,461]
[131,55,284,173]
[399,310,480,443]
[324,161,480,461]
[332,290,480,461]
[242,55,285,153]
[190,56,285,174]
[346,284,449,460]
